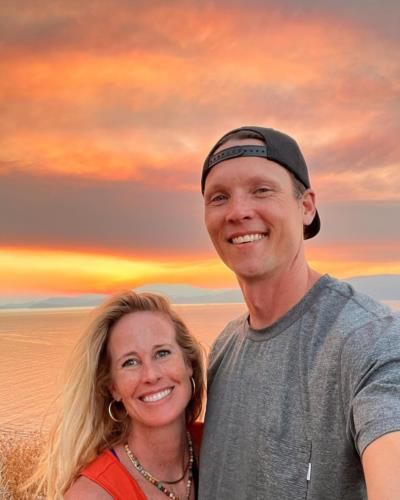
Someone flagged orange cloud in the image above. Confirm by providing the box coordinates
[1,2,397,207]
[315,164,400,202]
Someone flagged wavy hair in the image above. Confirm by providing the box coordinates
[28,290,205,499]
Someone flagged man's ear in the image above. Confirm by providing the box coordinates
[302,189,317,226]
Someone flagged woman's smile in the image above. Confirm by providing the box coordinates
[139,387,173,403]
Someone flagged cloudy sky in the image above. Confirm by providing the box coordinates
[1,0,399,297]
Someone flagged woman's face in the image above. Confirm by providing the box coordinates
[107,311,193,431]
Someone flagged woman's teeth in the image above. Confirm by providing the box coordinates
[141,388,172,403]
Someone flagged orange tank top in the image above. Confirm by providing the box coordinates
[80,422,203,500]
[81,449,146,500]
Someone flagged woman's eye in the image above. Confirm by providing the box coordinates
[155,349,171,359]
[122,358,139,368]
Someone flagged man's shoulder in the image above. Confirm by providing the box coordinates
[209,312,248,357]
[319,275,393,327]
[309,275,400,363]
[220,311,248,337]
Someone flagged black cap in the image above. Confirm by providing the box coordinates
[201,126,320,239]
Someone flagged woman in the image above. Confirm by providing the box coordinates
[31,290,205,499]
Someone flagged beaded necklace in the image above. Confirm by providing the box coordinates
[124,431,193,500]
[163,457,190,485]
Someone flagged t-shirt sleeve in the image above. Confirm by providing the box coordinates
[340,314,400,456]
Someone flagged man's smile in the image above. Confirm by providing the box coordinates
[229,233,267,245]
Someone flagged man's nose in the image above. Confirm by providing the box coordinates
[225,196,254,223]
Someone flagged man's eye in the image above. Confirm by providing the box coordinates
[209,194,227,204]
[255,187,270,195]
[155,349,171,359]
[122,358,139,368]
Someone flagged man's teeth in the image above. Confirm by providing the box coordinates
[232,233,265,244]
[141,388,172,403]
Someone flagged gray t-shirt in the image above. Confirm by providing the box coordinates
[199,275,400,500]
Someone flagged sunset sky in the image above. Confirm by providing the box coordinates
[1,0,399,299]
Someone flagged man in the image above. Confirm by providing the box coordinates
[198,126,400,499]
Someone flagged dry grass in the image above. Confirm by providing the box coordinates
[0,431,46,499]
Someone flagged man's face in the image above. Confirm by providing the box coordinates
[203,141,316,282]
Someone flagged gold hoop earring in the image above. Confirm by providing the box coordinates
[190,377,196,397]
[108,400,127,423]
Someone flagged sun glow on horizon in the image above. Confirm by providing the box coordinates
[0,248,237,295]
[0,247,399,297]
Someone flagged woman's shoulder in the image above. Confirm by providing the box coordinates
[64,451,114,499]
[64,474,113,499]
[78,449,146,500]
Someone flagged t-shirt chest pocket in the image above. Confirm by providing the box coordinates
[256,433,312,500]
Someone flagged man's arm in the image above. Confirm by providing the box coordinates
[362,431,400,500]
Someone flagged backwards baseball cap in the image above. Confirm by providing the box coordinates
[201,126,320,239]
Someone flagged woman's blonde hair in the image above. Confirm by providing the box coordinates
[29,290,205,499]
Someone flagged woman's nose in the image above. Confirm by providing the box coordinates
[141,361,161,384]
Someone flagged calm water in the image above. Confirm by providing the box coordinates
[1,301,399,435]
[0,303,246,434]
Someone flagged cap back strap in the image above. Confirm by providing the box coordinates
[207,145,268,170]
